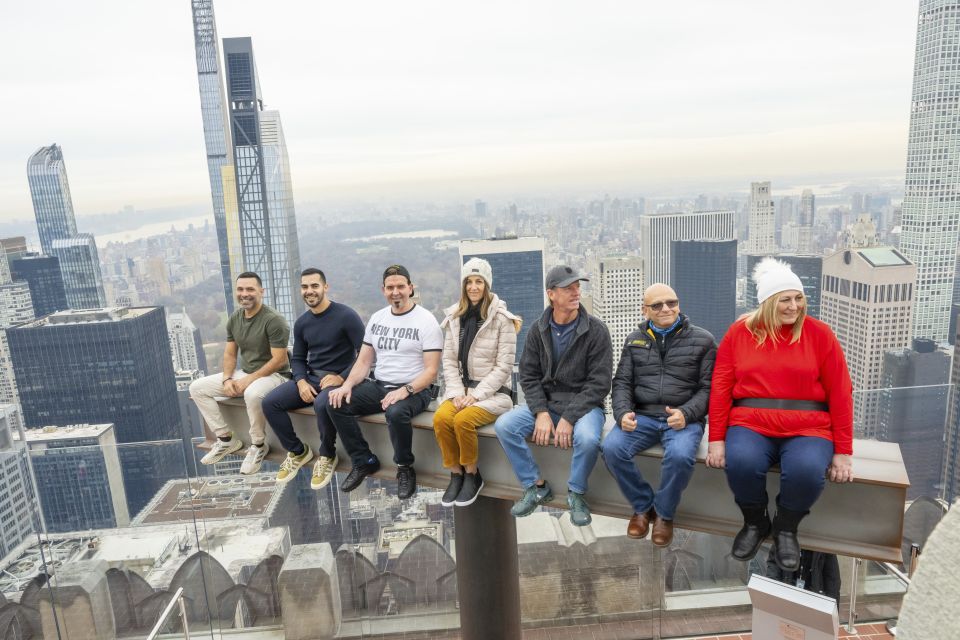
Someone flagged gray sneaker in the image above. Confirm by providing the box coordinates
[510,481,553,517]
[567,491,592,526]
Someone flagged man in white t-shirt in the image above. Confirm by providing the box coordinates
[328,264,443,499]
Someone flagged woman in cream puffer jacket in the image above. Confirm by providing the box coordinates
[433,257,521,507]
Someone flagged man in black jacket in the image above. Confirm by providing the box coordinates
[495,265,613,526]
[602,283,716,546]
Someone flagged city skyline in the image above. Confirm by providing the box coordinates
[0,1,918,220]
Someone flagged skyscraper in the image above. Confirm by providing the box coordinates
[877,339,950,500]
[26,145,78,255]
[459,236,545,359]
[50,235,107,309]
[26,144,106,311]
[0,278,34,422]
[944,320,960,502]
[223,37,302,329]
[190,0,237,314]
[796,189,816,254]
[9,253,68,317]
[18,423,130,532]
[671,239,737,340]
[590,256,644,355]
[746,182,775,255]
[820,247,916,437]
[167,310,208,373]
[7,307,183,516]
[0,404,35,559]
[638,210,735,287]
[900,0,960,341]
[746,254,823,318]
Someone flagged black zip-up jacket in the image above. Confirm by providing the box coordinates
[611,315,716,427]
[520,305,613,425]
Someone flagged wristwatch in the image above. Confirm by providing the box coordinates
[404,384,415,395]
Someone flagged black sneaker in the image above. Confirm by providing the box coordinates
[441,473,464,507]
[341,457,380,492]
[397,465,417,500]
[454,470,484,507]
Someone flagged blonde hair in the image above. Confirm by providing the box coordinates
[745,292,806,346]
[454,277,493,320]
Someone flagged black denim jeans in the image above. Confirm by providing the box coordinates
[325,379,430,466]
[262,379,338,458]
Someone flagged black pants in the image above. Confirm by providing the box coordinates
[326,379,430,466]
[262,379,339,458]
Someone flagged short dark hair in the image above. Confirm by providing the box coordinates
[236,271,262,286]
[382,264,411,284]
[301,268,326,283]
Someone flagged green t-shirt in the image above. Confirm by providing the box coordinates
[226,305,291,375]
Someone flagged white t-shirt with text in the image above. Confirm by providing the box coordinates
[363,304,443,384]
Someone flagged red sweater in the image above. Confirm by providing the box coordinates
[708,316,854,455]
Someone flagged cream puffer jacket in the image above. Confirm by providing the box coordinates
[440,294,521,416]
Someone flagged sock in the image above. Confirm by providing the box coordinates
[291,443,305,457]
[218,435,232,443]
[254,442,265,448]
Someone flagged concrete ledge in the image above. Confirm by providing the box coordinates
[202,398,908,563]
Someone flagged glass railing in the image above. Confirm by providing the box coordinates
[0,382,951,638]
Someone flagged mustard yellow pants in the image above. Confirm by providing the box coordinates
[432,400,496,468]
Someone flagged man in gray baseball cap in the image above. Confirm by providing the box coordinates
[494,264,613,526]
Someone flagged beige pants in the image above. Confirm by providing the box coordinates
[189,371,287,443]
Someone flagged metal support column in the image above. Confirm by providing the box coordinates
[454,495,522,640]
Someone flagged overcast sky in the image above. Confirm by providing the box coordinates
[0,1,919,221]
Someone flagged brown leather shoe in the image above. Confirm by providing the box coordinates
[627,508,655,539]
[651,516,674,547]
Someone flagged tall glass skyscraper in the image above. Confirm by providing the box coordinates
[459,237,545,359]
[900,0,960,341]
[7,307,183,517]
[671,239,737,341]
[191,0,236,314]
[50,235,106,309]
[26,144,106,311]
[26,145,78,255]
[223,37,302,329]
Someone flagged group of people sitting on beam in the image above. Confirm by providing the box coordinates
[190,255,853,572]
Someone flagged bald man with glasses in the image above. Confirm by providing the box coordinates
[601,283,716,546]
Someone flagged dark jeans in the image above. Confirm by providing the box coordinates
[724,425,834,513]
[326,379,431,467]
[262,380,338,457]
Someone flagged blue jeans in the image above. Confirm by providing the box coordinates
[494,405,604,495]
[724,425,834,513]
[601,415,703,520]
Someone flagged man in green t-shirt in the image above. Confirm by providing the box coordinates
[191,272,292,473]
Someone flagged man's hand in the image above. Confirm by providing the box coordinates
[828,454,854,483]
[620,411,637,432]
[705,441,725,469]
[665,406,686,430]
[554,418,574,449]
[233,377,253,396]
[222,378,240,397]
[297,380,318,403]
[381,387,408,410]
[319,374,344,390]
[328,384,353,408]
[532,412,555,447]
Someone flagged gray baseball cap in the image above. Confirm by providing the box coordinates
[545,265,589,289]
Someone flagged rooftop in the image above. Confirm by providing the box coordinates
[14,423,114,443]
[131,474,285,526]
[16,305,155,328]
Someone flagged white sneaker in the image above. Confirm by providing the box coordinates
[240,442,270,474]
[310,454,339,490]
[200,437,243,465]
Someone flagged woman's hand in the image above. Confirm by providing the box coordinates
[828,454,853,483]
[705,441,725,469]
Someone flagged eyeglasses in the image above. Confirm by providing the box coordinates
[644,299,679,312]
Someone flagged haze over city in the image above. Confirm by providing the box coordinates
[1,0,917,221]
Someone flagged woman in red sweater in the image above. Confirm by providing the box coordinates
[706,257,853,572]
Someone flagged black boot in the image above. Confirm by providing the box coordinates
[731,503,771,561]
[771,506,808,572]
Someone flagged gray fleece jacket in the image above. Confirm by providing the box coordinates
[519,305,613,424]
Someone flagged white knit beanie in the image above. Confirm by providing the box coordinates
[461,257,493,288]
[754,257,804,304]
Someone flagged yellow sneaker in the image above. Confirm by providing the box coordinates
[276,445,314,484]
[311,454,339,490]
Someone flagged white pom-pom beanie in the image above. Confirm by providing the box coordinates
[754,257,804,304]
